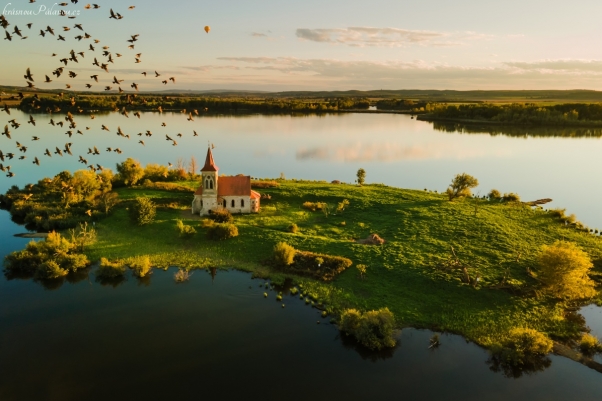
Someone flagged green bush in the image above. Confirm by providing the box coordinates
[579,333,602,354]
[176,219,197,237]
[287,223,299,233]
[207,223,239,240]
[488,189,501,200]
[446,173,479,201]
[97,257,127,279]
[128,255,152,278]
[537,241,596,300]
[129,196,156,225]
[502,192,521,202]
[339,308,396,350]
[492,328,553,365]
[289,250,352,281]
[273,242,296,266]
[3,232,90,278]
[35,260,68,280]
[210,208,234,223]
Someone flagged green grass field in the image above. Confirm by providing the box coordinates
[86,180,602,349]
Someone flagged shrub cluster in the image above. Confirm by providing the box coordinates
[272,242,352,281]
[579,333,602,354]
[491,328,553,366]
[502,192,521,202]
[488,189,501,200]
[176,219,197,237]
[287,223,299,233]
[273,242,296,266]
[128,255,152,278]
[339,308,396,350]
[129,196,156,226]
[97,257,127,279]
[209,208,234,223]
[251,180,279,189]
[302,201,326,212]
[207,223,239,240]
[3,232,90,279]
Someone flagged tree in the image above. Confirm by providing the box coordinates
[116,158,144,187]
[356,168,366,186]
[446,173,479,201]
[129,196,156,225]
[188,156,198,179]
[537,241,596,300]
[71,170,101,200]
[98,191,119,214]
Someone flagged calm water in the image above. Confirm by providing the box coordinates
[1,112,602,400]
[1,111,602,228]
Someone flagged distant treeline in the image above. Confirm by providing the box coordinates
[423,103,602,126]
[375,99,433,112]
[19,95,371,114]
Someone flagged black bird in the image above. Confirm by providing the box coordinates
[46,26,55,35]
[33,157,40,166]
[54,147,63,156]
[28,115,36,126]
[90,74,99,82]
[58,35,66,41]
[44,149,52,157]
[24,68,34,81]
[2,104,10,115]
[4,31,12,41]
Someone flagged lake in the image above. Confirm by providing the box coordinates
[1,111,601,400]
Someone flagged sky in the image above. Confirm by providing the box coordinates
[2,0,602,91]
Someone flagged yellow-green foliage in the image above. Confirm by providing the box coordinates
[537,241,596,300]
[128,255,152,278]
[97,257,126,278]
[200,218,215,228]
[339,308,396,350]
[176,219,197,237]
[446,173,479,201]
[356,264,367,278]
[207,223,238,240]
[579,333,602,354]
[209,208,234,223]
[273,242,296,266]
[302,201,326,212]
[287,223,299,233]
[493,328,553,365]
[336,199,350,213]
[3,232,89,277]
[129,196,157,226]
[36,260,68,280]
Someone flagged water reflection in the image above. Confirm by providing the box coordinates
[487,354,553,379]
[432,121,602,138]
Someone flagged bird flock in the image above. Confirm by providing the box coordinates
[1,1,211,179]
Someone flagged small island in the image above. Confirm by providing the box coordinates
[2,151,601,372]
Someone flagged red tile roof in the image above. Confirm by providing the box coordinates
[218,176,251,196]
[250,190,261,199]
[201,148,218,172]
[194,187,203,195]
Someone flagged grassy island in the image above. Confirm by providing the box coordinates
[3,175,602,364]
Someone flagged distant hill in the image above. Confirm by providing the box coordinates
[4,85,602,102]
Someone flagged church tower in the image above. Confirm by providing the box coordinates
[200,147,219,212]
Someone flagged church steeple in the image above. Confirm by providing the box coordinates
[201,147,218,172]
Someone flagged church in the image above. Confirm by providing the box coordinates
[191,147,261,216]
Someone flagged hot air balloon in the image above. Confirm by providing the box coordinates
[204,26,210,34]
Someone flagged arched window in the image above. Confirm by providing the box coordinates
[241,199,245,207]
[210,179,213,190]
[222,199,226,208]
[201,200,203,207]
[231,199,235,208]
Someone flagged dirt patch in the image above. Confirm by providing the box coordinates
[356,233,386,245]
[180,209,202,221]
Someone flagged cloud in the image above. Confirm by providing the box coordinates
[250,32,267,38]
[503,59,602,74]
[295,142,491,163]
[213,57,602,89]
[295,27,490,48]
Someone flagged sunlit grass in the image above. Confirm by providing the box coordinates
[84,180,602,349]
